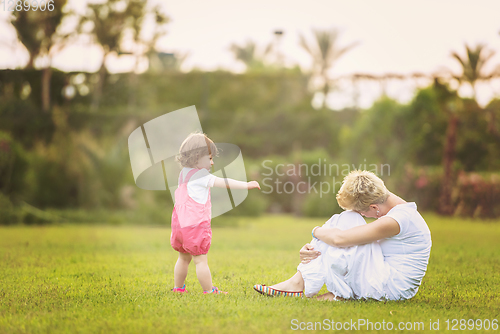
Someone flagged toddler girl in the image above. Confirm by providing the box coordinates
[171,133,260,294]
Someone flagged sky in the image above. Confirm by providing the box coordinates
[1,0,500,107]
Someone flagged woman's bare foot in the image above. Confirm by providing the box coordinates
[270,271,305,292]
[316,292,343,301]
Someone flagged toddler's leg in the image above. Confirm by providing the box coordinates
[192,254,213,292]
[174,252,192,288]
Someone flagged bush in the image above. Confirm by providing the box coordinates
[219,190,268,217]
[0,193,18,224]
[396,164,443,213]
[302,191,341,217]
[395,165,500,218]
[453,172,500,218]
[0,131,28,200]
[27,154,79,208]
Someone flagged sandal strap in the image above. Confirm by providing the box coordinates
[203,286,216,293]
[172,284,186,292]
[204,286,226,294]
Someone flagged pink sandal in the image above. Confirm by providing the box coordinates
[172,284,187,293]
[203,286,227,295]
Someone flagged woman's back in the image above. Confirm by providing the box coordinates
[380,202,432,299]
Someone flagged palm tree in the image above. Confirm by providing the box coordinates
[434,79,462,215]
[230,40,272,71]
[438,44,497,215]
[299,28,358,108]
[451,44,495,100]
[451,44,499,135]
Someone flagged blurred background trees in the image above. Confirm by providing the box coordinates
[299,28,358,109]
[76,0,168,109]
[1,3,500,223]
[10,0,68,112]
[230,40,273,72]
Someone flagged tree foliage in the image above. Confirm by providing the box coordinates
[230,40,273,71]
[299,28,358,108]
[10,0,68,69]
[451,44,495,98]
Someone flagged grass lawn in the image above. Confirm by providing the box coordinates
[1,213,499,333]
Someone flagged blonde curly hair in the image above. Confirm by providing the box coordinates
[175,132,219,168]
[336,170,389,212]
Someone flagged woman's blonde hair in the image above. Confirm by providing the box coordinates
[336,170,389,212]
[175,132,219,168]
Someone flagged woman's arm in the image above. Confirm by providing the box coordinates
[213,177,260,190]
[314,216,400,247]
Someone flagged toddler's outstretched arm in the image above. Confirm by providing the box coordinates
[213,178,260,190]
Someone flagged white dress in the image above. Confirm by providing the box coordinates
[298,211,389,300]
[298,203,431,300]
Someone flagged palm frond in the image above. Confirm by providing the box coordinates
[328,41,359,64]
[452,44,495,85]
[451,52,467,69]
[298,33,314,57]
[230,40,257,66]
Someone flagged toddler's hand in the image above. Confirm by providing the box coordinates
[247,181,261,190]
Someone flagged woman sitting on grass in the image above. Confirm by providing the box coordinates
[253,170,432,301]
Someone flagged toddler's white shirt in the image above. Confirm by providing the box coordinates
[181,168,217,204]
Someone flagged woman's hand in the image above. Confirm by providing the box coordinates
[300,243,321,264]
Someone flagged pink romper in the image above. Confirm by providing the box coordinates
[170,168,212,256]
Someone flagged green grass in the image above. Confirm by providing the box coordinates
[1,214,500,333]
